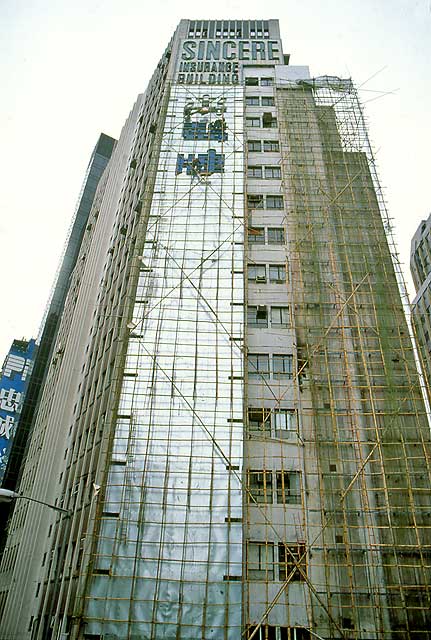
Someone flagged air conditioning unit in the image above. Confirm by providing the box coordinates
[255,275,267,283]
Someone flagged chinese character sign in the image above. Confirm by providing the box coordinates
[176,94,227,182]
[0,339,37,481]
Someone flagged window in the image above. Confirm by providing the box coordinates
[261,77,274,86]
[269,264,286,283]
[246,117,261,128]
[245,77,259,86]
[263,113,277,128]
[247,470,273,503]
[246,96,260,106]
[267,228,285,244]
[247,194,264,209]
[276,471,301,504]
[264,140,280,152]
[273,354,293,378]
[278,543,306,581]
[248,353,270,378]
[247,626,277,640]
[247,542,274,580]
[280,628,312,640]
[270,306,289,327]
[273,409,296,436]
[247,305,268,328]
[248,227,265,244]
[265,166,281,179]
[248,408,271,436]
[266,195,284,209]
[262,96,275,106]
[248,140,262,152]
[247,264,266,282]
[248,165,263,178]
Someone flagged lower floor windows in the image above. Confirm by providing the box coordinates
[278,542,307,581]
[246,627,311,640]
[248,354,293,380]
[248,407,296,439]
[246,624,312,640]
[247,469,301,505]
[247,541,307,583]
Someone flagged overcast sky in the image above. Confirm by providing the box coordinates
[1,0,430,359]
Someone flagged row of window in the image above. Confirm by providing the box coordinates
[248,263,286,283]
[247,469,301,505]
[248,165,281,179]
[248,139,279,152]
[248,407,296,437]
[248,353,293,379]
[248,305,289,328]
[245,76,274,86]
[247,194,284,209]
[246,114,277,128]
[246,627,311,640]
[188,26,271,39]
[247,541,306,581]
[248,226,284,244]
[246,95,275,106]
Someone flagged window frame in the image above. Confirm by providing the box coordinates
[248,140,262,152]
[247,165,263,178]
[264,166,282,179]
[247,263,267,282]
[270,306,289,327]
[278,542,306,582]
[247,541,275,580]
[266,195,284,209]
[264,140,280,152]
[273,408,296,437]
[246,96,260,106]
[267,228,285,245]
[247,305,268,328]
[247,227,265,244]
[247,194,264,210]
[246,117,261,128]
[248,353,270,378]
[273,353,293,378]
[248,407,271,436]
[269,264,286,283]
[247,470,273,503]
[276,470,301,505]
[261,96,275,106]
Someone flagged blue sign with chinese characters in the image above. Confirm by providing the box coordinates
[177,95,227,180]
[0,339,36,481]
[176,149,225,176]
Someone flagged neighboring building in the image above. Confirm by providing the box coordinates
[0,134,115,562]
[0,19,430,640]
[0,339,37,482]
[411,213,431,397]
[1,133,116,495]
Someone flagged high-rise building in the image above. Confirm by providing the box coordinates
[0,19,430,640]
[411,213,431,399]
[0,134,116,567]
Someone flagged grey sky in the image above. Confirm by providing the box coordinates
[1,0,430,358]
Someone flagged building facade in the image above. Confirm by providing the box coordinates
[0,19,430,640]
[411,213,431,399]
